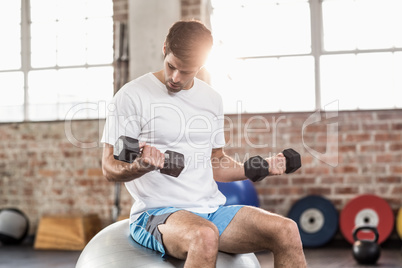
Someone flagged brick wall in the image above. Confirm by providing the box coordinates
[1,110,401,235]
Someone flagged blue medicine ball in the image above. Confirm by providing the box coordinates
[217,180,260,207]
[0,208,30,245]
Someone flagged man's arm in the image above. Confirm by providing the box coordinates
[102,143,165,182]
[211,148,286,183]
[210,148,246,182]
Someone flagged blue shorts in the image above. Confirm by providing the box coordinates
[130,205,243,257]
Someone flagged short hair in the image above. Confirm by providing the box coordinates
[165,20,213,65]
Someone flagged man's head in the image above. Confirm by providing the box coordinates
[161,20,213,93]
[164,20,213,66]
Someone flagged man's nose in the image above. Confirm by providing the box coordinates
[172,70,180,83]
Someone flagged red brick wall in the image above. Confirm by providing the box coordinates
[1,110,401,234]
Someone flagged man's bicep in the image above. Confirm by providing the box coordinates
[211,147,224,159]
[102,144,114,165]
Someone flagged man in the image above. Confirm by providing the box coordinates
[101,20,307,267]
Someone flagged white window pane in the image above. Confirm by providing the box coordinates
[31,22,57,68]
[27,104,58,121]
[28,67,113,121]
[210,56,315,113]
[321,53,400,110]
[57,20,87,66]
[87,67,114,102]
[58,67,113,119]
[321,54,356,109]
[211,0,311,57]
[57,67,113,102]
[86,18,113,64]
[86,0,113,18]
[392,52,402,108]
[0,3,21,70]
[29,69,85,121]
[28,70,59,104]
[322,0,356,51]
[0,105,24,122]
[61,102,101,120]
[0,72,24,122]
[0,72,24,106]
[57,68,90,102]
[57,0,86,20]
[355,0,396,49]
[30,0,57,22]
[323,0,402,51]
[0,0,20,24]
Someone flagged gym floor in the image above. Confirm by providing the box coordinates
[0,244,401,268]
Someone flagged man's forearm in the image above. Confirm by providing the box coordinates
[211,148,287,183]
[211,152,247,182]
[102,145,150,183]
[102,156,147,182]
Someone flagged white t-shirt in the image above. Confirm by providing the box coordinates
[101,73,227,223]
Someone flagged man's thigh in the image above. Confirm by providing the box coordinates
[219,206,290,254]
[158,210,219,259]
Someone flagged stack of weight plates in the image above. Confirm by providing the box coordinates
[397,207,402,242]
[287,195,338,248]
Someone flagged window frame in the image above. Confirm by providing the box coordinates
[0,0,113,122]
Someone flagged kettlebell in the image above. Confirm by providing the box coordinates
[352,225,381,265]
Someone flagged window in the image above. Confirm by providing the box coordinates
[321,0,402,110]
[0,0,113,122]
[207,0,402,113]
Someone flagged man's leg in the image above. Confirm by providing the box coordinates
[158,210,219,268]
[219,206,307,268]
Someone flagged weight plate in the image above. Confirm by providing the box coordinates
[354,208,379,227]
[287,195,338,248]
[300,208,325,233]
[340,194,394,244]
[397,208,402,240]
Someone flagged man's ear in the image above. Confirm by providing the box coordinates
[162,42,166,57]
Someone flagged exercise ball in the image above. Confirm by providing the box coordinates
[217,180,260,207]
[76,219,261,268]
[0,208,29,245]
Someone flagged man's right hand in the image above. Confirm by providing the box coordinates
[101,143,163,182]
[133,143,166,174]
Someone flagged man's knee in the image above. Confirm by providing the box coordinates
[276,217,303,249]
[187,224,219,256]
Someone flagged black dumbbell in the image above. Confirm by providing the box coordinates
[113,136,185,177]
[244,148,301,182]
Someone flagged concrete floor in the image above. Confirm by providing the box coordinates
[257,248,402,268]
[0,245,401,268]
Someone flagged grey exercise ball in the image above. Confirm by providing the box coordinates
[76,219,261,268]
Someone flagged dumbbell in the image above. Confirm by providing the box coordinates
[113,136,185,177]
[244,148,301,182]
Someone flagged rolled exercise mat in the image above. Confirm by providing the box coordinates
[340,194,394,244]
[287,195,338,248]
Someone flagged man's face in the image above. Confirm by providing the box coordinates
[163,52,200,93]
